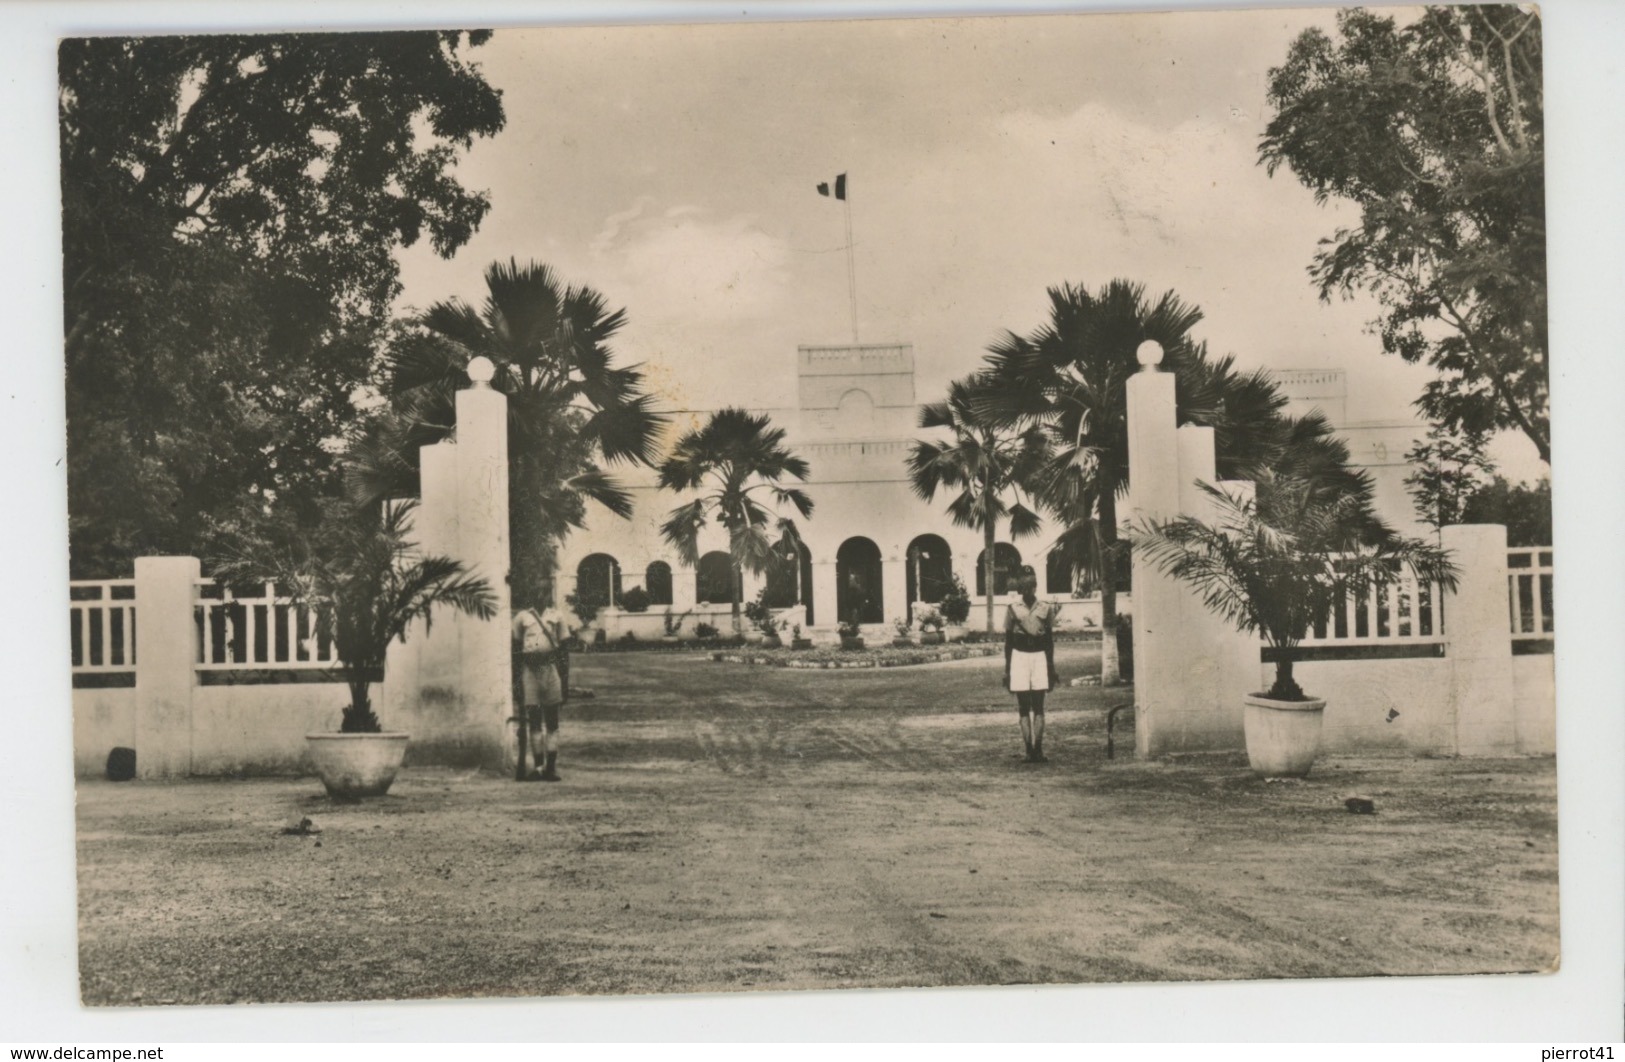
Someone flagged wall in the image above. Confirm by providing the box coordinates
[72,685,135,776]
[1512,652,1556,756]
[189,680,352,775]
[1260,649,1554,757]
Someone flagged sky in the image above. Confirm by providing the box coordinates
[391,8,1539,478]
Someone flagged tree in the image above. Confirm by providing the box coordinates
[973,280,1287,684]
[60,32,505,575]
[1462,475,1553,548]
[1405,424,1496,530]
[369,260,666,611]
[1261,6,1548,463]
[907,379,1047,637]
[658,409,814,633]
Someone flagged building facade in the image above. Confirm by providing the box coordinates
[555,346,1426,638]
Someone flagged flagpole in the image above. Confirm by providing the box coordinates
[843,192,858,345]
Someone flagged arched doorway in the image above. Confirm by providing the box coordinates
[836,537,883,625]
[764,541,814,624]
[974,543,1023,597]
[905,534,952,622]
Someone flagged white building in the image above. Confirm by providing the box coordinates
[557,346,1427,638]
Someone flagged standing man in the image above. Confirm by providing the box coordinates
[512,587,574,782]
[1003,565,1061,762]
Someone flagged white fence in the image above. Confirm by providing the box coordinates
[68,547,1555,674]
[1507,548,1554,641]
[1298,568,1449,649]
[194,581,340,671]
[69,580,137,672]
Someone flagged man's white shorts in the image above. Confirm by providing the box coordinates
[1008,648,1051,692]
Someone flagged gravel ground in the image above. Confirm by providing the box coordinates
[75,644,1559,1006]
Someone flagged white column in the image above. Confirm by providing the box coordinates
[1126,347,1180,759]
[1442,524,1516,755]
[880,547,907,627]
[453,379,512,767]
[811,559,839,634]
[133,556,200,778]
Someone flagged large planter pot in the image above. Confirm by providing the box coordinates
[919,630,945,646]
[305,732,410,800]
[944,624,968,644]
[1242,695,1326,779]
[790,638,814,651]
[744,629,765,646]
[839,635,866,651]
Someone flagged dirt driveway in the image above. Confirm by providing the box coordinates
[75,645,1558,1005]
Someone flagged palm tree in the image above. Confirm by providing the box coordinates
[907,378,1048,636]
[1131,474,1456,701]
[658,408,814,633]
[213,498,497,733]
[362,259,666,610]
[974,279,1290,684]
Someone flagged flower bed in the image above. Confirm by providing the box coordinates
[710,644,1002,669]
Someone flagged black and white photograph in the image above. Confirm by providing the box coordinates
[11,0,1625,1043]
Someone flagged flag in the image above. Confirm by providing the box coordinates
[816,173,847,200]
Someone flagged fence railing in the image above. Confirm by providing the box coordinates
[1507,548,1554,641]
[69,580,137,672]
[1299,569,1448,648]
[194,581,340,670]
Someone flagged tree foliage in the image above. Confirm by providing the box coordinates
[366,260,665,611]
[60,32,505,576]
[1261,6,1547,462]
[971,279,1361,681]
[658,408,813,630]
[1462,475,1552,548]
[1404,424,1496,530]
[907,378,1047,635]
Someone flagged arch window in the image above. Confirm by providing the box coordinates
[644,561,673,607]
[575,553,622,608]
[974,543,1023,597]
[696,551,734,605]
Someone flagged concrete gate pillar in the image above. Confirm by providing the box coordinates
[1442,524,1516,755]
[132,556,200,778]
[382,359,512,769]
[1126,342,1256,758]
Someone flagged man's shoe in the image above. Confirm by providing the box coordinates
[539,769,562,782]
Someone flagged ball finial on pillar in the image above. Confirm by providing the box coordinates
[466,356,496,388]
[1136,340,1164,371]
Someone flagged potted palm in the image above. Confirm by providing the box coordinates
[789,623,813,651]
[890,615,915,648]
[215,499,497,799]
[1131,477,1454,778]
